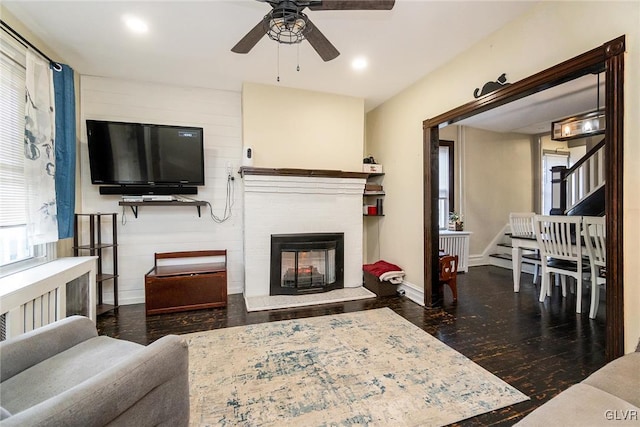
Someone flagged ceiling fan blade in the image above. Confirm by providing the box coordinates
[308,0,395,11]
[304,19,340,62]
[231,20,267,54]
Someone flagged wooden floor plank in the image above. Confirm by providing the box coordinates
[97,265,606,425]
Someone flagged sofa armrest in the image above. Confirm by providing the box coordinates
[1,335,190,427]
[0,316,97,382]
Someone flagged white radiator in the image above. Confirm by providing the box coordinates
[439,231,471,273]
[0,257,97,340]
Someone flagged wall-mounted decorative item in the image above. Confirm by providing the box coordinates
[473,73,510,98]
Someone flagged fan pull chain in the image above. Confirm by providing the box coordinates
[277,43,280,82]
[297,43,300,72]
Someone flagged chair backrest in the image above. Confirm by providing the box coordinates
[439,255,458,281]
[533,215,583,261]
[509,212,535,237]
[583,216,606,268]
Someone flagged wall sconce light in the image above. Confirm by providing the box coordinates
[551,111,605,141]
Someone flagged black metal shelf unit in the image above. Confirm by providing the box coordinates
[73,213,118,315]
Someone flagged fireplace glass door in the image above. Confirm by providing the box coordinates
[271,233,344,295]
[281,247,336,289]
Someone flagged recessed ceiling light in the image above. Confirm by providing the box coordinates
[351,57,368,71]
[123,15,149,34]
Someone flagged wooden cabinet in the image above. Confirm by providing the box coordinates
[73,213,118,315]
[144,250,227,315]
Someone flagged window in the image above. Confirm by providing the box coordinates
[0,33,53,276]
[438,140,454,229]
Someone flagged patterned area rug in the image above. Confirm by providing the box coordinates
[244,287,376,312]
[185,308,528,426]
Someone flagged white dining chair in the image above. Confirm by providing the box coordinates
[509,212,541,284]
[583,215,606,319]
[533,215,585,313]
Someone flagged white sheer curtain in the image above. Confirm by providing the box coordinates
[24,51,58,245]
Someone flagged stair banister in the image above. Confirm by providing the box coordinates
[550,138,605,215]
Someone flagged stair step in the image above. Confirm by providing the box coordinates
[522,253,541,262]
[489,253,513,270]
[489,253,536,274]
[489,253,539,265]
[497,242,513,249]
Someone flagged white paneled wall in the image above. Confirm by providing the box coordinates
[243,175,366,298]
[80,76,244,304]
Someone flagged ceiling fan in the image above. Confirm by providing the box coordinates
[231,0,396,62]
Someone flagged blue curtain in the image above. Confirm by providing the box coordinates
[52,64,76,239]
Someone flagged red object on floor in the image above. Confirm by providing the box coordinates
[363,260,403,278]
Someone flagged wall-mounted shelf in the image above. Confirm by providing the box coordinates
[363,173,385,217]
[119,200,207,218]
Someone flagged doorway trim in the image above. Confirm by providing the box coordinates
[422,36,625,361]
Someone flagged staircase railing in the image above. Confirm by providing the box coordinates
[550,138,605,215]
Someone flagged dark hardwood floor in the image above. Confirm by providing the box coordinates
[97,265,606,426]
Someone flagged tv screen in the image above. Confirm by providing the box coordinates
[86,120,205,186]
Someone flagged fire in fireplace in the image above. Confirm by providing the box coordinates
[270,233,344,295]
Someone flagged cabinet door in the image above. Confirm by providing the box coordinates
[145,272,227,314]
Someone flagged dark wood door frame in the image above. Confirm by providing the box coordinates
[423,36,625,361]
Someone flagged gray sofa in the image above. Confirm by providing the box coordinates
[516,347,640,426]
[0,316,189,426]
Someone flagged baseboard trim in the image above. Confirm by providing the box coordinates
[113,288,243,306]
[468,254,487,267]
[398,281,424,306]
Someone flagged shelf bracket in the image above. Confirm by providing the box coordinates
[197,206,202,217]
[129,205,139,218]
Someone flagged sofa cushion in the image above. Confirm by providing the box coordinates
[515,383,640,426]
[582,352,640,408]
[0,335,143,414]
[0,406,11,420]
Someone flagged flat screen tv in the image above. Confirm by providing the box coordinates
[86,120,204,194]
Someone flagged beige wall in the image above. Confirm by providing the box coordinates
[365,1,640,353]
[462,127,533,254]
[541,135,569,153]
[435,125,534,255]
[242,82,364,171]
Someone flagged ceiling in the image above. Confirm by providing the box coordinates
[458,73,605,135]
[3,0,539,113]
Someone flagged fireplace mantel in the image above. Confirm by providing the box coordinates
[239,166,368,180]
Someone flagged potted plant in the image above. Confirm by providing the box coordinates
[448,212,464,231]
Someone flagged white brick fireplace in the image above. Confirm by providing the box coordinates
[241,168,367,302]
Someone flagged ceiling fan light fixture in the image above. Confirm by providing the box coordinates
[264,8,309,45]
